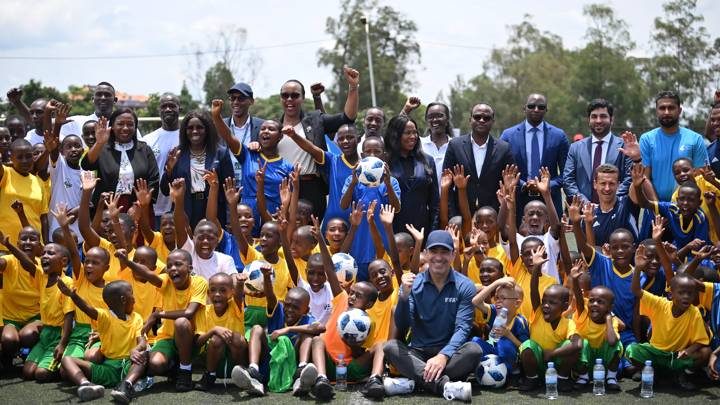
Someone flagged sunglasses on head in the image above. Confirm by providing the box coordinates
[526,104,547,111]
[281,92,302,100]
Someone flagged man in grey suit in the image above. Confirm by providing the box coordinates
[563,99,632,203]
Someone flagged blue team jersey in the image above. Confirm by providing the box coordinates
[587,251,636,337]
[584,196,638,246]
[641,267,668,297]
[341,176,401,272]
[320,151,355,228]
[269,302,316,346]
[487,304,529,343]
[654,201,709,248]
[218,229,244,272]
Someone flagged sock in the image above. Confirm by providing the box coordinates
[298,362,307,368]
[558,375,568,380]
[526,375,538,379]
[79,379,91,386]
[208,372,216,377]
[607,370,617,380]
[684,368,695,375]
[577,373,589,382]
[179,363,192,371]
[249,363,259,372]
[125,379,133,386]
[318,373,327,379]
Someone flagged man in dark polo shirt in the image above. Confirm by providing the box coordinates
[383,230,482,401]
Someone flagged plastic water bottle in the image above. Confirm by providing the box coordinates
[593,358,605,395]
[489,308,509,342]
[640,360,654,398]
[335,355,347,391]
[133,376,154,392]
[545,362,558,400]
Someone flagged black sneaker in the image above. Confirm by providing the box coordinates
[557,377,574,392]
[675,371,697,391]
[176,369,193,392]
[312,375,335,401]
[518,376,541,392]
[195,372,216,391]
[606,379,622,392]
[572,377,589,391]
[110,380,134,404]
[360,375,385,399]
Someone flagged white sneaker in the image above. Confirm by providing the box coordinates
[443,381,472,402]
[77,382,105,402]
[383,377,415,396]
[231,366,265,395]
[298,363,318,393]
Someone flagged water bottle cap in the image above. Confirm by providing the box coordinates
[500,307,508,314]
[547,362,554,368]
[645,360,652,366]
[595,358,602,364]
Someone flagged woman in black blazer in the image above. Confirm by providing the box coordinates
[384,115,439,241]
[81,108,159,212]
[160,110,234,230]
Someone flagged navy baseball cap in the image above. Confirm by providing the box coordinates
[426,230,454,251]
[227,82,253,98]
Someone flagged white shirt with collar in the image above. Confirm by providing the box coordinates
[471,136,488,178]
[524,121,544,174]
[421,135,448,185]
[591,133,611,164]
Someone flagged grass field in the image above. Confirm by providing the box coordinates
[3,370,720,404]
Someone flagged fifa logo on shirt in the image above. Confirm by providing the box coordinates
[445,297,457,303]
[64,179,73,189]
[152,147,160,158]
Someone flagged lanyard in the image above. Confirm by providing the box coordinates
[230,116,253,145]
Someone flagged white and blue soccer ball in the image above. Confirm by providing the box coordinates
[475,354,507,388]
[332,253,358,283]
[245,260,274,293]
[336,308,371,344]
[357,156,385,187]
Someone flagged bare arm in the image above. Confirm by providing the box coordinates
[85,117,109,164]
[341,202,362,254]
[311,220,342,297]
[383,164,401,212]
[51,204,81,278]
[282,125,325,164]
[631,245,647,298]
[115,249,163,287]
[223,178,247,257]
[379,205,402,285]
[254,161,273,223]
[79,173,102,248]
[451,165,472,238]
[529,245,549,312]
[569,197,595,261]
[439,169,452,230]
[342,67,360,121]
[170,178,189,248]
[366,200,386,259]
[406,224,424,275]
[279,211,299,287]
[57,279,99,320]
[0,231,37,276]
[340,171,358,210]
[211,99,240,155]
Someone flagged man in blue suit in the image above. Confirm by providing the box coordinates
[563,99,632,204]
[500,93,569,219]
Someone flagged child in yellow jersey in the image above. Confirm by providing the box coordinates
[195,272,249,391]
[290,225,317,281]
[463,229,511,285]
[569,261,622,392]
[627,245,712,391]
[23,243,74,382]
[135,178,175,263]
[0,226,44,367]
[670,159,720,242]
[125,248,208,392]
[58,279,147,404]
[518,244,582,392]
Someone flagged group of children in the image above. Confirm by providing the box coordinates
[2,98,720,403]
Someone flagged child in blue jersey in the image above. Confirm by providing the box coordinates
[281,124,359,230]
[339,137,401,281]
[631,162,720,248]
[471,277,529,380]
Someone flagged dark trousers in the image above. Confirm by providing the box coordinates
[383,340,483,394]
[299,176,327,221]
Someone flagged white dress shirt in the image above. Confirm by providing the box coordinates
[524,121,544,175]
[421,135,449,185]
[472,137,488,177]
[591,134,611,164]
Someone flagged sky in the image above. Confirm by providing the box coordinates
[1,0,719,107]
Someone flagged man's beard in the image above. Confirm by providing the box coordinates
[659,117,679,128]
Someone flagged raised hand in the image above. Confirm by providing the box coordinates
[502,164,520,192]
[582,201,596,225]
[11,199,24,216]
[651,214,665,241]
[569,259,586,280]
[203,169,219,190]
[281,125,297,138]
[255,159,267,186]
[561,214,573,233]
[106,192,122,220]
[169,178,186,202]
[349,201,364,226]
[290,164,301,192]
[114,248,130,264]
[50,202,76,228]
[618,131,640,161]
[704,191,717,206]
[6,87,22,104]
[446,223,460,252]
[56,277,74,296]
[81,171,99,191]
[440,169,453,191]
[310,82,325,97]
[662,241,679,264]
[134,179,154,208]
[567,195,583,223]
[530,245,549,268]
[366,199,378,223]
[309,215,322,241]
[211,99,223,118]
[634,244,648,269]
[452,164,469,190]
[535,166,551,194]
[223,177,241,206]
[279,177,292,209]
[165,147,181,174]
[55,102,72,125]
[343,66,360,87]
[383,163,392,186]
[43,129,59,153]
[95,116,110,146]
[400,271,416,298]
[630,162,646,188]
[45,99,60,113]
[405,223,425,243]
[403,96,421,113]
[379,204,395,225]
[695,244,715,261]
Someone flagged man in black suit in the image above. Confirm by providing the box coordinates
[442,103,514,217]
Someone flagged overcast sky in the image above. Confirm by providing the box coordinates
[1,0,718,107]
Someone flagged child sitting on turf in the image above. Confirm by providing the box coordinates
[627,244,711,390]
[472,277,529,384]
[58,279,147,404]
[671,159,720,242]
[518,244,582,392]
[568,260,622,392]
[194,272,249,391]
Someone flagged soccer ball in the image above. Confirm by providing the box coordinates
[332,253,358,283]
[336,308,371,344]
[245,260,274,293]
[475,354,507,388]
[357,156,385,187]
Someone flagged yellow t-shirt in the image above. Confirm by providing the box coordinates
[639,291,709,352]
[507,259,557,319]
[156,274,208,340]
[529,307,577,351]
[95,308,143,360]
[36,274,74,327]
[1,255,41,322]
[242,246,292,308]
[364,289,398,348]
[148,231,171,263]
[88,238,165,289]
[292,245,321,285]
[572,298,619,349]
[467,245,511,285]
[129,264,164,322]
[672,175,720,242]
[74,267,108,325]
[202,298,245,337]
[699,282,716,311]
[0,167,49,245]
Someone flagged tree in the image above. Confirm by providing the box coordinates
[20,79,67,105]
[179,81,199,114]
[646,0,719,121]
[202,61,234,116]
[317,0,420,116]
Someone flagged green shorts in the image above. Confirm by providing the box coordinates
[26,325,62,369]
[63,323,92,358]
[150,338,201,365]
[324,353,370,382]
[579,339,623,370]
[90,357,132,387]
[244,305,268,330]
[3,314,40,329]
[625,343,695,371]
[519,339,572,374]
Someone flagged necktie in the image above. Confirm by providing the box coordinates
[591,140,603,203]
[530,127,540,179]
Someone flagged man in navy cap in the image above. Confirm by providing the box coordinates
[223,82,265,183]
[382,230,482,401]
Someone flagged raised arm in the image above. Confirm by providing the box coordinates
[340,202,363,254]
[6,88,31,123]
[84,116,109,164]
[650,215,674,289]
[472,277,515,316]
[629,162,654,209]
[569,196,595,261]
[203,169,222,230]
[254,160,273,223]
[582,204,596,248]
[379,205,402,285]
[569,259,586,314]
[529,245,549,312]
[286,168,300,240]
[10,200,30,228]
[452,165,472,238]
[502,184,520,263]
[311,218,342,297]
[115,249,163,287]
[282,125,324,163]
[79,172,102,248]
[340,169,358,210]
[134,179,157,243]
[51,203,81,278]
[106,192,129,251]
[223,178,247,257]
[366,200,386,259]
[383,164,401,212]
[536,166,561,238]
[703,192,720,239]
[405,224,424,275]
[211,99,240,155]
[233,273,247,311]
[170,178,189,248]
[310,83,326,113]
[0,230,37,276]
[439,169,453,229]
[342,67,360,121]
[57,278,99,320]
[631,244,647,298]
[279,210,299,287]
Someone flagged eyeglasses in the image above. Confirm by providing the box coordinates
[472,114,494,122]
[526,104,547,111]
[229,95,249,102]
[281,92,302,100]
